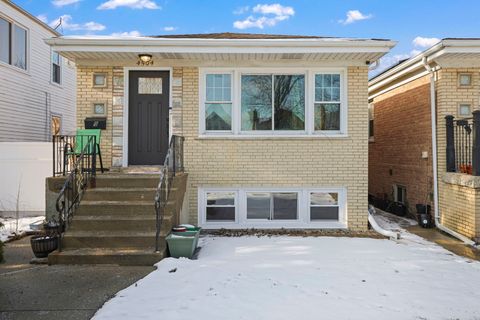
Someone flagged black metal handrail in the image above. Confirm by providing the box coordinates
[55,135,98,251]
[154,135,185,252]
[53,135,75,176]
[446,111,480,176]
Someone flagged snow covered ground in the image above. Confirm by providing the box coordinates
[0,216,44,242]
[93,216,480,320]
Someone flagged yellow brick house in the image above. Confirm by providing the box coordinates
[47,33,395,233]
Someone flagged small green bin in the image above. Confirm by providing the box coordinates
[166,228,201,259]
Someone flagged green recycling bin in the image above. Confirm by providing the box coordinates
[166,227,201,259]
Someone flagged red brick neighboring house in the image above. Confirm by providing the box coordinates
[368,75,433,215]
[368,39,480,244]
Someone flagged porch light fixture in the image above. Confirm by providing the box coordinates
[137,54,153,66]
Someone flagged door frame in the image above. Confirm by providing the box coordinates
[123,67,173,167]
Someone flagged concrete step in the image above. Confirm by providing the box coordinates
[95,174,160,188]
[62,231,165,249]
[83,188,157,202]
[69,215,173,232]
[48,247,166,266]
[76,200,177,216]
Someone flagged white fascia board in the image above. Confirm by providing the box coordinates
[45,37,396,54]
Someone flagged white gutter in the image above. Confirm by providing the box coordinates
[368,207,399,240]
[422,57,477,247]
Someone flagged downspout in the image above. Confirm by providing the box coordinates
[422,57,477,246]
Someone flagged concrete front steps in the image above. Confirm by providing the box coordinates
[48,173,188,266]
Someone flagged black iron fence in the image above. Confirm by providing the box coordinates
[154,135,185,252]
[446,110,480,176]
[55,135,98,250]
[53,135,75,176]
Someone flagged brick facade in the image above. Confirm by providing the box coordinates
[370,67,480,240]
[436,68,480,240]
[369,76,433,214]
[75,65,370,231]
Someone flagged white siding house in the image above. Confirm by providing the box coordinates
[0,0,76,141]
[0,0,76,215]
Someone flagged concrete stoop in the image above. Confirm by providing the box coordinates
[48,173,188,266]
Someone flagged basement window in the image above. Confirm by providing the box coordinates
[205,192,236,222]
[393,185,406,204]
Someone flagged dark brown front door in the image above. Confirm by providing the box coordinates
[128,70,169,165]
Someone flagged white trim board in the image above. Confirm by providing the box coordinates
[198,187,348,229]
[122,67,173,167]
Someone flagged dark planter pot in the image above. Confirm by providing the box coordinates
[390,202,407,217]
[31,235,59,258]
[43,222,64,235]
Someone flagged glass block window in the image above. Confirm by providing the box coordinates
[205,192,236,221]
[310,192,339,221]
[459,103,471,117]
[459,73,472,87]
[314,74,341,131]
[93,73,107,87]
[205,74,232,131]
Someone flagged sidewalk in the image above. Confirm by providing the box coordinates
[0,236,154,320]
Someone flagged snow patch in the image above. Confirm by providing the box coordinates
[93,230,480,320]
[0,216,44,242]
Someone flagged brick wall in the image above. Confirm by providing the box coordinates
[76,67,114,168]
[436,68,480,239]
[75,65,370,231]
[369,76,433,214]
[180,66,369,231]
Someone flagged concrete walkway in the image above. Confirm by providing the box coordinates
[0,236,154,320]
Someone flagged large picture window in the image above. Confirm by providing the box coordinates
[205,73,232,131]
[200,69,346,136]
[241,74,305,131]
[0,16,27,70]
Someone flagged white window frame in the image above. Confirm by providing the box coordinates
[51,50,62,85]
[198,67,348,138]
[200,189,239,226]
[308,189,346,224]
[0,13,29,73]
[199,70,234,134]
[393,184,406,204]
[198,187,347,229]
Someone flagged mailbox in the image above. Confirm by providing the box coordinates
[85,117,107,130]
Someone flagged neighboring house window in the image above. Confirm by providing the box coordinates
[458,73,472,87]
[0,16,27,70]
[314,74,341,131]
[241,74,305,131]
[310,192,339,221]
[0,17,10,64]
[368,103,374,139]
[51,115,62,136]
[200,68,346,136]
[205,73,232,131]
[394,185,406,204]
[52,51,61,84]
[459,103,471,117]
[205,192,236,222]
